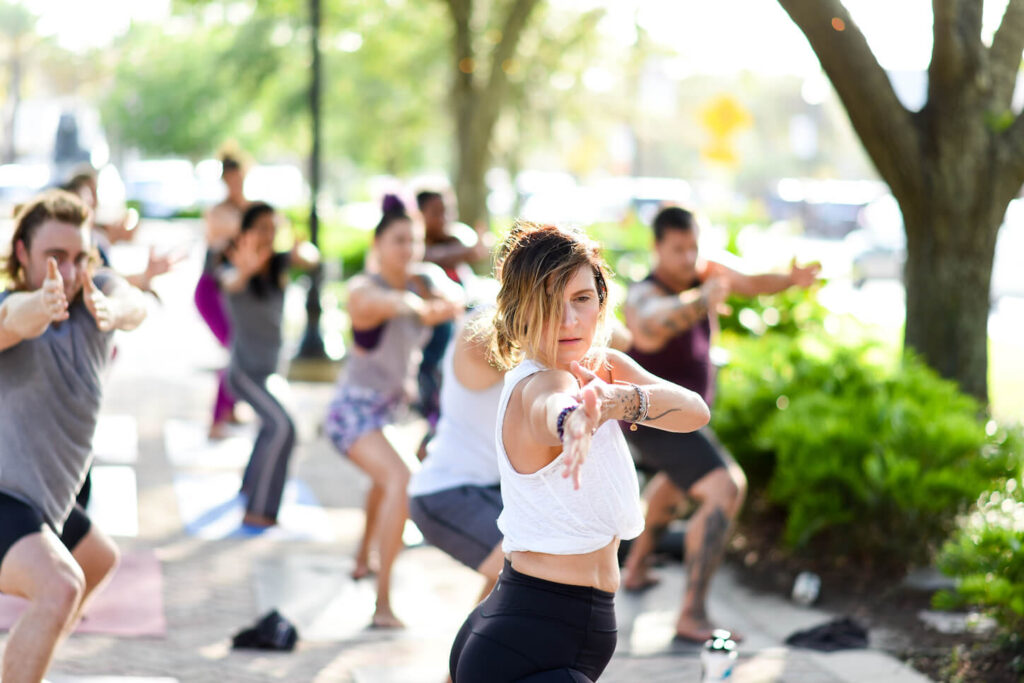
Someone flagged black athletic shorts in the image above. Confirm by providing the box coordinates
[624,426,727,492]
[0,491,92,570]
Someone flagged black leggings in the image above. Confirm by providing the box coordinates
[449,560,616,682]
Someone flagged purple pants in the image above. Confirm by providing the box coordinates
[194,272,235,423]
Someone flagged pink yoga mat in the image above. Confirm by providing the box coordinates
[0,549,166,637]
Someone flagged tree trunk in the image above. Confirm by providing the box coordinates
[453,113,490,227]
[2,48,21,164]
[902,202,1000,402]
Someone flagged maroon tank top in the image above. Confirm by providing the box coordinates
[627,273,714,405]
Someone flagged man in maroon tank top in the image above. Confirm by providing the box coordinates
[622,206,819,643]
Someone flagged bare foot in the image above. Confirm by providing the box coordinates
[371,607,405,629]
[209,421,230,440]
[242,512,277,528]
[675,614,744,643]
[622,569,661,593]
[351,563,375,580]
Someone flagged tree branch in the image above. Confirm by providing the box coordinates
[445,0,473,90]
[777,0,921,200]
[484,0,542,103]
[989,0,1024,109]
[930,0,985,105]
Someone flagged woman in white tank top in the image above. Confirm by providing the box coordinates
[449,222,710,683]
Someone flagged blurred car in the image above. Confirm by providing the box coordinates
[123,159,198,218]
[846,194,905,286]
[848,193,1024,301]
[0,162,51,216]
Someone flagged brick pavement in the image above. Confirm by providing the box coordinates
[0,222,931,682]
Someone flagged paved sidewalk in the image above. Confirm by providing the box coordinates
[0,221,932,682]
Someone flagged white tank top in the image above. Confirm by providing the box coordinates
[495,359,644,555]
[408,339,503,497]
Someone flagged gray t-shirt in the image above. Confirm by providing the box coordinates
[223,253,289,377]
[0,274,115,532]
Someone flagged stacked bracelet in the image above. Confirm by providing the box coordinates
[625,382,650,431]
[556,404,579,443]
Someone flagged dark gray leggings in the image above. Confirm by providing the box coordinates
[226,366,295,520]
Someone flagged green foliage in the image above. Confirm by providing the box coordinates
[715,330,1015,568]
[284,207,372,278]
[936,434,1024,633]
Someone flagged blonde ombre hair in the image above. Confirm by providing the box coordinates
[486,221,611,371]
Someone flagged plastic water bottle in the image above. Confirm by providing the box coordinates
[700,629,738,682]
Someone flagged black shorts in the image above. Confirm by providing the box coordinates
[624,426,727,492]
[410,484,503,570]
[0,491,92,570]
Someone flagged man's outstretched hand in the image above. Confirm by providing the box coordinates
[789,258,822,288]
[42,258,70,324]
[81,269,115,332]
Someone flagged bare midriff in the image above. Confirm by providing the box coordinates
[509,538,621,593]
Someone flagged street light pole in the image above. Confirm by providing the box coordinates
[297,0,326,359]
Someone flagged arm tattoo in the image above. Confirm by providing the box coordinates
[645,407,681,422]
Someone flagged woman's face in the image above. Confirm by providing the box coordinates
[376,218,421,274]
[249,210,277,253]
[541,264,602,370]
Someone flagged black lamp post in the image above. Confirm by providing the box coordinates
[297,0,327,359]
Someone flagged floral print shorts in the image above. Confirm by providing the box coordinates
[324,384,402,456]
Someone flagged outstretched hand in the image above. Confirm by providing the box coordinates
[789,258,821,288]
[81,269,115,332]
[560,383,603,491]
[228,231,272,277]
[41,258,70,324]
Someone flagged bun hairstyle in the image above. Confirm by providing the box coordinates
[375,194,410,238]
[488,221,610,371]
[217,142,247,177]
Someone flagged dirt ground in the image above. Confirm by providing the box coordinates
[723,519,1024,683]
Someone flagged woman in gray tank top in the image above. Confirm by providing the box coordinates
[220,202,319,528]
[324,196,463,629]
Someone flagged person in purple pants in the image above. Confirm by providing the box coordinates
[195,151,249,439]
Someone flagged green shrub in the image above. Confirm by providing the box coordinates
[714,331,1015,568]
[284,207,372,279]
[936,431,1024,633]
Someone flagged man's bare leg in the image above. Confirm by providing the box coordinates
[623,472,686,591]
[0,531,85,683]
[676,461,746,642]
[66,525,119,631]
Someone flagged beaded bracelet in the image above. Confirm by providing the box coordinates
[556,404,579,443]
[624,382,650,431]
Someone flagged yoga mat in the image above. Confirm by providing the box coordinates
[163,418,254,470]
[86,465,138,538]
[0,550,165,637]
[49,677,178,683]
[92,414,138,465]
[173,472,334,541]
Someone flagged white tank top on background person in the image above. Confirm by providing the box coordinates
[495,359,644,555]
[408,338,503,497]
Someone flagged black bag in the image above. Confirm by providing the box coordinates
[232,609,299,652]
[784,616,868,652]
